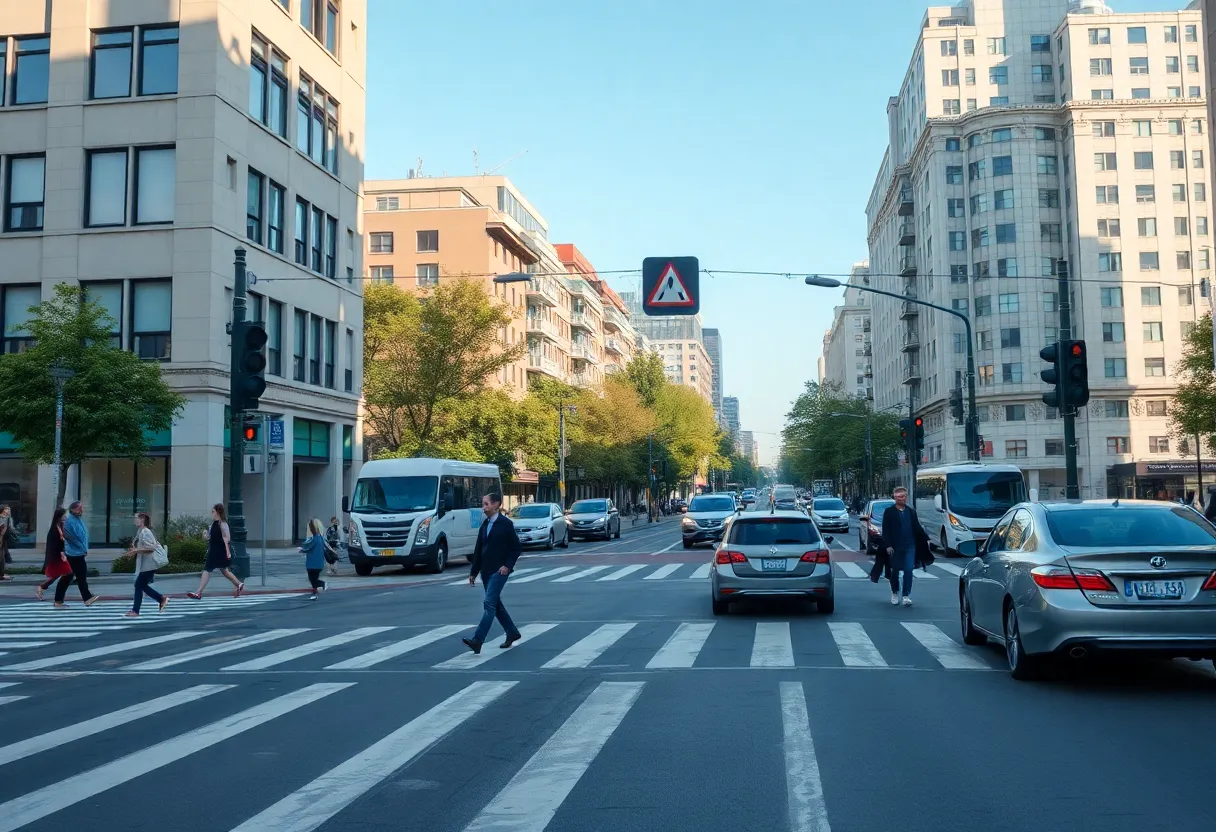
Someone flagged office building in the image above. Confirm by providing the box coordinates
[0,0,367,546]
[721,396,741,447]
[703,327,724,423]
[820,262,873,400]
[865,0,1211,500]
[739,430,758,466]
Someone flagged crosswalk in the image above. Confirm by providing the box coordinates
[0,594,296,658]
[0,617,1003,674]
[447,560,964,585]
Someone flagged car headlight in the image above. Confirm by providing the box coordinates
[947,513,970,532]
[682,517,696,527]
[348,522,362,547]
[592,517,606,526]
[413,516,432,546]
[534,522,550,531]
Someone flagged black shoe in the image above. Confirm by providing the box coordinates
[500,633,522,649]
[462,637,482,655]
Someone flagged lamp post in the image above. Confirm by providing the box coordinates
[48,364,75,508]
[807,275,980,462]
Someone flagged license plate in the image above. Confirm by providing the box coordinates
[378,549,395,558]
[1125,579,1185,600]
[762,559,786,572]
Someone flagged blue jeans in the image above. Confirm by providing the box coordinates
[473,571,519,644]
[133,570,164,613]
[889,549,915,597]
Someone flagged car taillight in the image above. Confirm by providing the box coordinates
[716,550,747,564]
[800,549,830,564]
[867,523,881,535]
[1202,572,1216,591]
[1031,565,1115,592]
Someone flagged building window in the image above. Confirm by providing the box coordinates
[1180,285,1193,306]
[130,280,171,360]
[1040,223,1061,243]
[1104,358,1127,378]
[946,166,963,184]
[1030,34,1050,52]
[941,41,956,57]
[1144,357,1166,377]
[1045,439,1064,456]
[344,328,354,392]
[293,310,307,381]
[978,365,994,386]
[1091,89,1114,100]
[942,69,958,86]
[246,169,264,244]
[1038,189,1058,209]
[1032,65,1053,83]
[370,266,394,284]
[1147,400,1169,417]
[5,154,45,232]
[1000,327,1021,348]
[1,285,40,353]
[1195,182,1206,202]
[1138,217,1157,237]
[324,320,336,388]
[992,156,1013,177]
[1002,364,1023,384]
[310,207,323,273]
[417,230,439,252]
[82,282,122,347]
[1100,287,1123,307]
[1147,436,1170,454]
[945,138,961,151]
[996,257,1017,277]
[971,227,988,249]
[1141,286,1161,306]
[1104,401,1129,418]
[997,293,1019,314]
[975,296,992,316]
[1199,217,1210,235]
[1107,436,1130,454]
[250,36,289,138]
[987,37,1006,55]
[266,181,285,254]
[133,146,175,224]
[947,197,964,218]
[369,231,393,253]
[294,198,309,265]
[1094,152,1116,171]
[1102,322,1125,343]
[1133,151,1153,171]
[1129,56,1149,75]
[12,37,50,105]
[1097,218,1119,237]
[989,66,1008,85]
[1089,27,1110,45]
[995,223,1016,244]
[1096,185,1118,204]
[1127,26,1146,44]
[1037,155,1057,175]
[325,215,337,279]
[942,99,960,115]
[91,30,133,99]
[416,264,439,287]
[85,150,128,227]
[374,196,399,211]
[970,193,988,214]
[1143,321,1163,342]
[267,300,283,376]
[301,0,341,55]
[1139,251,1160,271]
[1168,87,1183,98]
[297,75,339,174]
[1136,184,1156,203]
[138,26,178,95]
[1090,58,1112,76]
[309,315,322,384]
[1092,121,1115,138]
[949,231,966,251]
[1005,440,1028,459]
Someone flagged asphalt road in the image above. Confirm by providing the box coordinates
[1,513,1214,832]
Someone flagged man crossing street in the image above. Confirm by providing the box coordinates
[462,492,523,654]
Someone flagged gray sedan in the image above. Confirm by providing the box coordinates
[710,510,836,615]
[958,500,1216,680]
[508,503,568,550]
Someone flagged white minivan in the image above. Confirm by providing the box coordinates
[344,458,502,576]
[913,463,1027,557]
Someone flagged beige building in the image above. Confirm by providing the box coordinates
[0,0,366,546]
[620,292,715,404]
[820,262,873,400]
[866,0,1211,500]
[555,243,640,379]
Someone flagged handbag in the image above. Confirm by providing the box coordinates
[152,543,169,568]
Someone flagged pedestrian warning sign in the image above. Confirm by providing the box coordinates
[642,257,699,316]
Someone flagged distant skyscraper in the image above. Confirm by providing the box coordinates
[703,328,724,423]
[722,396,741,447]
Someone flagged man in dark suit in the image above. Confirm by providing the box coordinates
[880,486,932,607]
[463,492,524,654]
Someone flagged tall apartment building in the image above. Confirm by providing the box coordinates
[620,292,714,404]
[721,396,741,446]
[0,0,366,546]
[866,0,1212,501]
[554,243,640,381]
[739,430,758,466]
[820,263,874,399]
[703,327,724,423]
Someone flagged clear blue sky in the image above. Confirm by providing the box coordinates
[365,0,1188,466]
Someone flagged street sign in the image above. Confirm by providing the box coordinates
[268,419,285,451]
[243,454,264,474]
[642,257,699,316]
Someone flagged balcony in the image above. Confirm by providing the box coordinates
[570,311,596,330]
[898,188,914,216]
[527,352,563,380]
[862,320,871,333]
[603,305,630,332]
[526,315,561,341]
[863,344,872,357]
[898,220,916,246]
[526,277,560,307]
[899,253,918,276]
[570,371,596,388]
[899,293,920,320]
[901,329,921,352]
[863,364,873,378]
[903,358,922,385]
[571,342,600,364]
[604,337,626,355]
[565,279,604,310]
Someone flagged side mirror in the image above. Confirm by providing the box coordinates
[439,494,453,516]
[933,494,943,511]
[955,539,980,558]
[341,495,349,514]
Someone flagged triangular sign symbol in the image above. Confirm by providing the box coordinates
[647,263,695,307]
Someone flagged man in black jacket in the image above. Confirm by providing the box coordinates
[880,486,932,607]
[463,492,524,654]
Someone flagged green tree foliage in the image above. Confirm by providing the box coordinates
[1170,313,1216,454]
[716,434,758,488]
[622,351,666,408]
[565,377,656,489]
[781,381,901,490]
[363,279,526,455]
[653,383,724,488]
[0,283,185,507]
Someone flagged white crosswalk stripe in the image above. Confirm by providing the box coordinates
[449,567,540,586]
[326,624,466,670]
[0,631,207,671]
[542,623,636,669]
[596,564,647,581]
[836,562,868,578]
[751,622,795,667]
[510,566,578,584]
[689,563,713,579]
[934,562,965,576]
[647,622,715,668]
[124,629,310,671]
[827,622,888,668]
[644,563,684,580]
[222,627,395,671]
[901,622,992,670]
[434,623,558,668]
[551,565,612,582]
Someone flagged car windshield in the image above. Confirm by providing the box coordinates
[570,500,607,514]
[1046,506,1216,548]
[869,500,895,517]
[350,476,438,513]
[773,489,797,501]
[814,499,847,512]
[946,471,1027,518]
[690,496,735,512]
[731,519,821,546]
[510,505,552,519]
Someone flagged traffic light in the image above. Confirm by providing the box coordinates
[242,423,260,443]
[899,418,911,443]
[1040,341,1064,409]
[914,416,925,455]
[1062,339,1090,407]
[232,320,269,411]
[949,388,964,425]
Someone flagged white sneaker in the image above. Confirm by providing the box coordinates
[902,596,913,607]
[890,592,900,605]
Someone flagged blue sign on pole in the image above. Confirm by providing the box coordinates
[642,257,699,316]
[268,419,285,451]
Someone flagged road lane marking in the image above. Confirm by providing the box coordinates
[901,623,991,670]
[325,624,466,670]
[0,683,350,832]
[449,567,541,586]
[0,631,97,639]
[689,563,712,579]
[0,642,52,649]
[0,696,26,706]
[222,627,395,671]
[229,681,516,832]
[914,569,939,580]
[0,684,232,767]
[462,681,644,832]
[434,623,558,669]
[542,623,637,669]
[510,566,578,584]
[827,622,888,668]
[0,631,206,671]
[835,562,868,578]
[551,565,612,582]
[124,629,310,671]
[653,540,683,554]
[646,622,715,668]
[596,564,647,581]
[751,622,795,667]
[780,681,832,832]
[644,563,683,580]
[934,562,965,576]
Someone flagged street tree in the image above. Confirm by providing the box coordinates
[622,351,665,408]
[1169,313,1216,454]
[566,377,655,490]
[782,381,901,493]
[653,383,723,488]
[363,279,526,456]
[0,283,185,507]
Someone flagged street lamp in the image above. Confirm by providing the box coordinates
[806,274,980,462]
[48,363,75,508]
[492,272,533,284]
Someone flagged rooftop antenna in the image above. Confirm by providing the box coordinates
[415,157,423,178]
[473,148,479,175]
[486,149,530,175]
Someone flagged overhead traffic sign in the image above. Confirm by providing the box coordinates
[642,257,699,316]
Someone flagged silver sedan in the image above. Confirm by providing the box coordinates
[710,510,836,615]
[958,500,1216,680]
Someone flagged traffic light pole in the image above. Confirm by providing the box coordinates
[1057,260,1080,499]
[227,248,251,581]
[647,433,654,523]
[558,405,567,510]
[907,385,918,492]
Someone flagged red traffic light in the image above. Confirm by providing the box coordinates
[914,417,923,428]
[1070,343,1084,358]
[242,425,258,442]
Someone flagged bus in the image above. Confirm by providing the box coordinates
[343,458,502,576]
[913,463,1028,557]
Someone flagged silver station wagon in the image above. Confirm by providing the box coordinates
[710,510,835,615]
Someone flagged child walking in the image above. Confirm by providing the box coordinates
[300,518,337,600]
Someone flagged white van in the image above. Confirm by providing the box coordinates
[913,463,1028,557]
[344,458,502,576]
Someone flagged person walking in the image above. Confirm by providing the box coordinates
[324,516,343,577]
[188,503,243,599]
[299,519,339,600]
[0,504,14,582]
[880,486,932,607]
[125,513,168,617]
[39,508,72,603]
[462,492,523,654]
[60,501,99,606]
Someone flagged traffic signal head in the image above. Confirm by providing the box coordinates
[243,423,259,442]
[1040,341,1063,409]
[914,417,925,453]
[948,388,964,425]
[233,320,269,411]
[1063,339,1089,407]
[899,418,911,440]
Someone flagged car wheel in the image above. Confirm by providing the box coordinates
[941,532,956,558]
[1003,604,1045,681]
[818,596,835,614]
[545,531,555,551]
[425,541,447,574]
[354,561,373,577]
[614,522,621,539]
[559,530,569,548]
[960,590,986,645]
[682,539,693,549]
[711,597,729,615]
[858,532,864,551]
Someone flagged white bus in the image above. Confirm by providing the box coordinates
[913,463,1028,557]
[343,458,502,576]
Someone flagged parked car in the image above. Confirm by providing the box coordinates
[710,510,836,615]
[566,499,621,541]
[958,499,1216,680]
[859,498,896,554]
[508,503,569,550]
[682,494,739,548]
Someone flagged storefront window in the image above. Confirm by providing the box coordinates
[108,459,136,541]
[81,459,110,543]
[77,457,170,544]
[0,457,38,546]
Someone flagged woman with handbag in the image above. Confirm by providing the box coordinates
[300,518,337,600]
[188,503,243,599]
[41,508,74,605]
[0,504,14,581]
[125,512,169,617]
